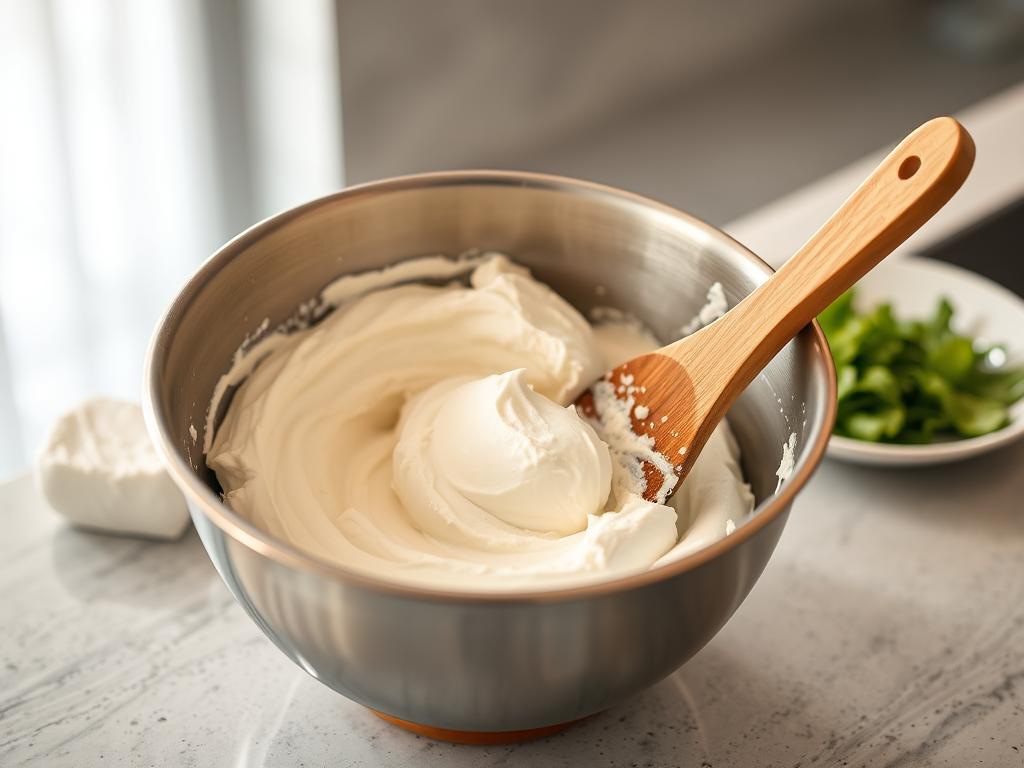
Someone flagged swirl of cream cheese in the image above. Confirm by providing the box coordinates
[207,255,754,591]
[393,369,612,539]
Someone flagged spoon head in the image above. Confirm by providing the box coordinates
[574,352,699,503]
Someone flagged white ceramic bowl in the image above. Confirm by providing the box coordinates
[827,254,1024,466]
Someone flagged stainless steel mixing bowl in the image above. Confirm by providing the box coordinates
[144,171,835,734]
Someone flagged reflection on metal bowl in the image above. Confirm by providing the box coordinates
[143,171,835,735]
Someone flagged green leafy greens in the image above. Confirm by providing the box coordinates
[818,291,1024,444]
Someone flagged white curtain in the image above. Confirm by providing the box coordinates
[0,0,345,480]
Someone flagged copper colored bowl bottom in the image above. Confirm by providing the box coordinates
[371,709,585,745]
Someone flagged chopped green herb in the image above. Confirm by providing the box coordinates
[818,290,1023,443]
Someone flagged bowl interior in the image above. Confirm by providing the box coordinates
[149,172,833,576]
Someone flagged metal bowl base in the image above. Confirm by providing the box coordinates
[370,710,585,744]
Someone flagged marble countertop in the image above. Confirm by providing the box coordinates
[4,86,1024,767]
[4,442,1024,767]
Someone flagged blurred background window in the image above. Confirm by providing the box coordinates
[0,0,344,476]
[1,0,1023,479]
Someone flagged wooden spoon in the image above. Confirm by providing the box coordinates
[575,116,975,502]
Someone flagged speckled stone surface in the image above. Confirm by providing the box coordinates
[3,436,1023,767]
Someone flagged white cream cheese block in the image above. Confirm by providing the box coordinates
[35,397,190,540]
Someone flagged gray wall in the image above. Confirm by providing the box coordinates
[338,0,1024,224]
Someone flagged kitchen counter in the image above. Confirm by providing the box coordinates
[4,87,1024,767]
[4,445,1023,767]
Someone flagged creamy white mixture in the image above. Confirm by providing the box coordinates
[680,281,728,336]
[208,255,754,591]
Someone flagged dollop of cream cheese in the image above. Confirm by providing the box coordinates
[208,256,754,591]
[395,369,612,537]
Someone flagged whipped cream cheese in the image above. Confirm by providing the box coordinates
[208,255,754,591]
[395,369,612,537]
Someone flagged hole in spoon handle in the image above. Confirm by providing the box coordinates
[898,155,921,180]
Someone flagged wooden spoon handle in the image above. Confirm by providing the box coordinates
[677,116,974,406]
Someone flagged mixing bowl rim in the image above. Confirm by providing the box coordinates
[143,169,837,604]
